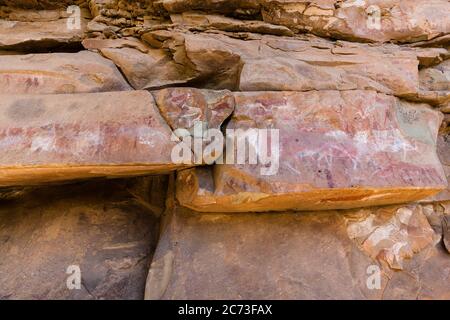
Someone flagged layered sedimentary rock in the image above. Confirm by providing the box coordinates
[145,199,450,299]
[177,90,447,212]
[0,51,131,94]
[0,91,189,186]
[0,1,79,9]
[0,176,166,299]
[0,5,90,51]
[140,31,447,98]
[261,0,450,43]
[87,0,450,44]
[0,0,448,301]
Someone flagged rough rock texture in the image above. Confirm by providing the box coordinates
[0,0,449,300]
[145,194,450,299]
[152,87,235,133]
[0,1,80,9]
[0,6,90,52]
[139,31,447,99]
[0,91,189,186]
[0,176,167,300]
[261,0,450,43]
[177,91,447,212]
[0,51,131,94]
[87,0,450,44]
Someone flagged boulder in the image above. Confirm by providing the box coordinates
[0,176,166,299]
[0,51,131,94]
[145,200,450,299]
[177,90,447,212]
[0,90,190,186]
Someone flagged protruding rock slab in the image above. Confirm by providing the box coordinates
[0,176,166,300]
[0,8,89,51]
[177,90,447,212]
[143,31,427,96]
[0,91,189,186]
[145,202,449,299]
[0,51,131,94]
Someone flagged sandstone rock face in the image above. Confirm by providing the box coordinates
[0,51,131,94]
[152,88,235,133]
[0,0,449,301]
[95,0,450,43]
[177,90,447,212]
[0,176,166,299]
[444,215,450,253]
[0,91,189,186]
[262,0,450,43]
[141,31,448,99]
[0,1,79,9]
[0,6,89,51]
[145,201,450,300]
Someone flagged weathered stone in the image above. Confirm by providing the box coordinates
[0,91,189,187]
[0,51,131,94]
[0,7,90,51]
[262,0,450,43]
[145,199,449,299]
[444,215,450,253]
[170,12,294,36]
[431,128,450,202]
[420,59,450,92]
[132,0,450,43]
[0,1,79,9]
[177,91,447,212]
[85,37,197,90]
[152,88,235,133]
[143,31,432,96]
[0,176,166,299]
[347,205,437,270]
[158,0,261,16]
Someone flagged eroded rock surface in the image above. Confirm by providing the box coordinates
[0,51,131,94]
[153,88,235,133]
[177,91,447,212]
[0,91,189,186]
[0,6,90,51]
[0,176,166,300]
[0,0,448,301]
[145,199,450,300]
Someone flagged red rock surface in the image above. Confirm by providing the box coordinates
[0,91,189,186]
[0,51,131,94]
[177,90,447,212]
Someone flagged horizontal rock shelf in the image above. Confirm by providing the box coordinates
[0,6,89,51]
[177,90,447,212]
[139,31,446,98]
[0,51,131,94]
[0,90,190,186]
